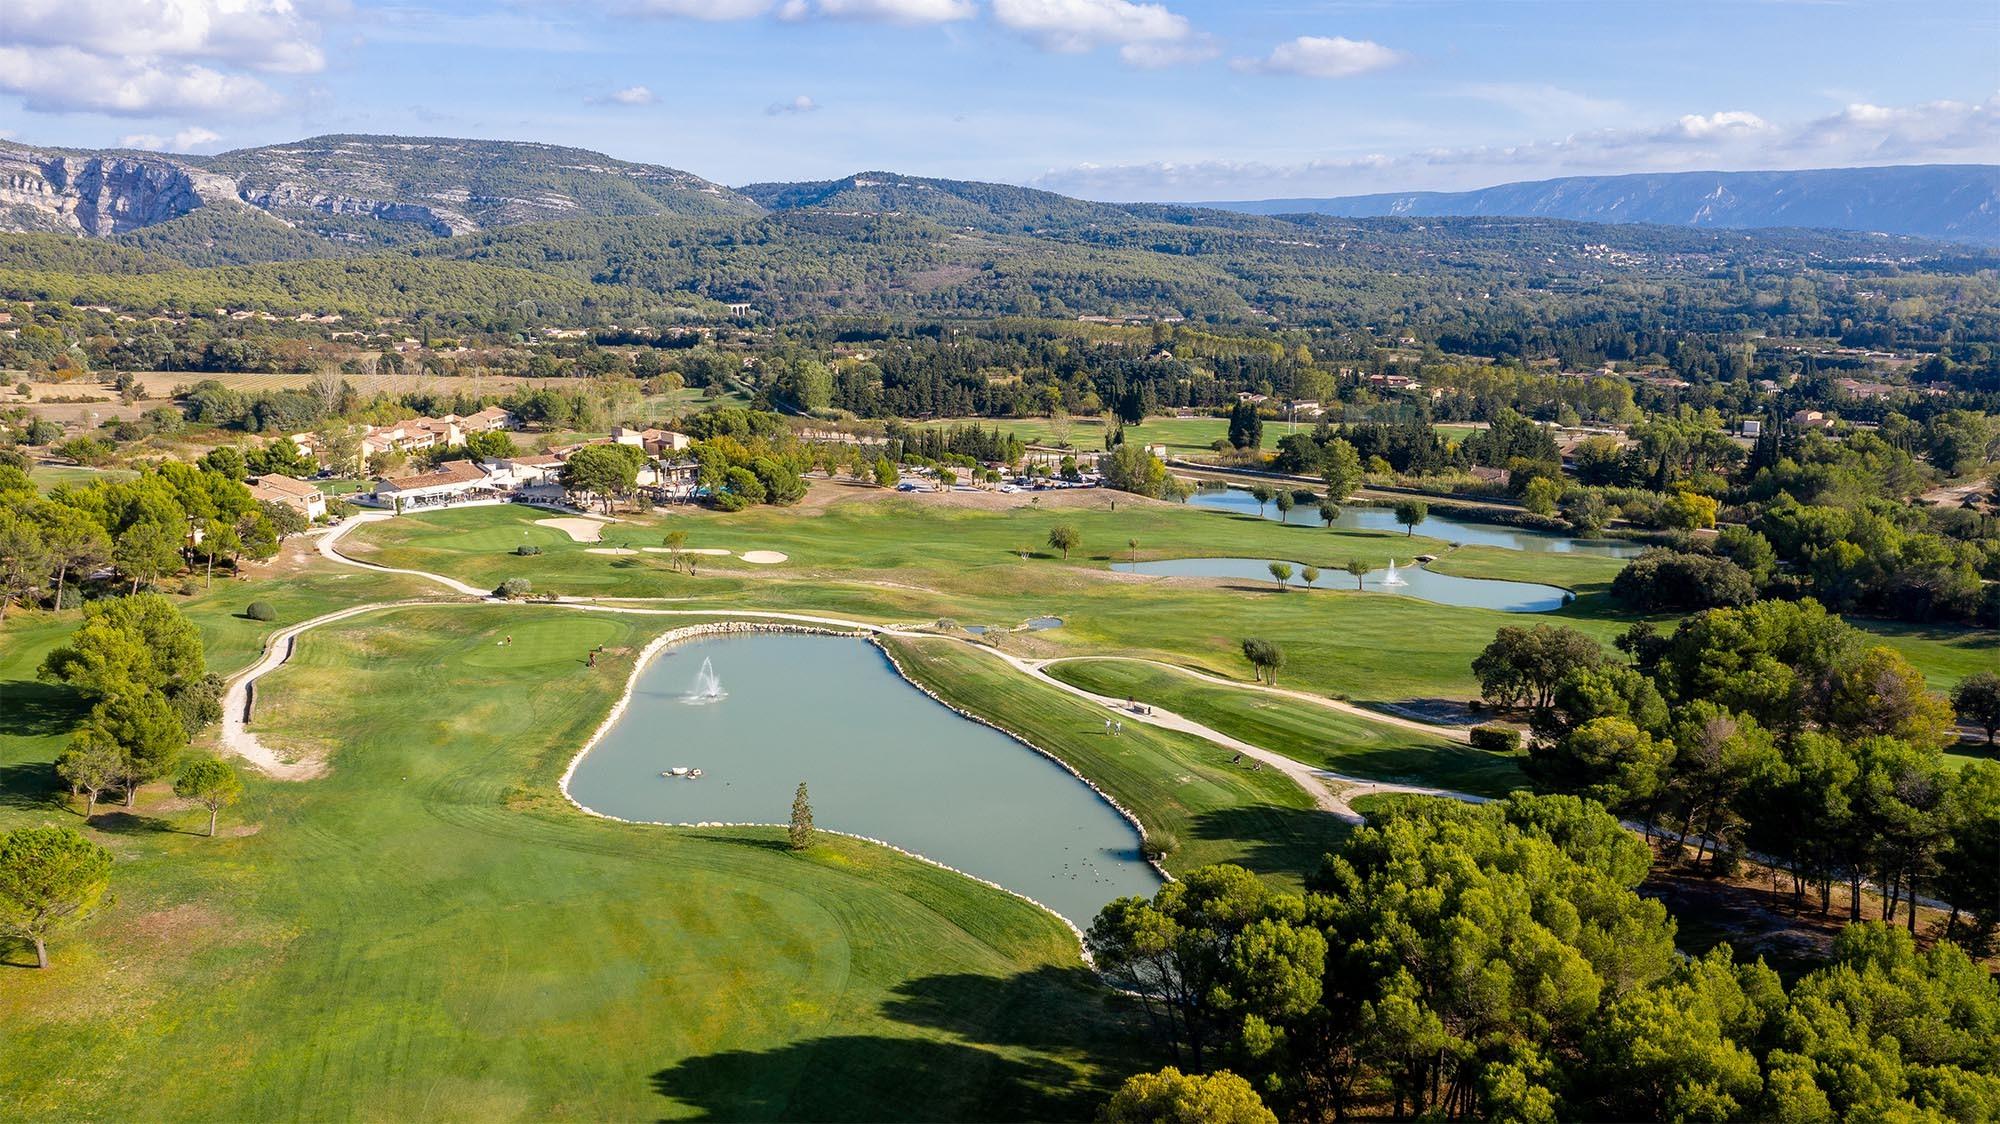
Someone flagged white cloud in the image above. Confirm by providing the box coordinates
[0,45,279,115]
[991,0,1190,53]
[1666,110,1772,140]
[1234,35,1402,80]
[1032,95,2000,201]
[766,94,821,115]
[6,0,325,74]
[0,0,320,115]
[1118,38,1217,68]
[606,85,659,105]
[813,0,976,21]
[119,126,225,153]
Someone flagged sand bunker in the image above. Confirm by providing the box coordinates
[536,517,610,543]
[739,551,789,564]
[584,547,637,555]
[641,547,732,556]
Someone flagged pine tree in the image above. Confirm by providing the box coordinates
[788,782,815,851]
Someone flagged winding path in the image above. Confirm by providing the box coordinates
[234,515,1489,824]
[1033,655,1475,745]
[311,513,491,597]
[230,512,1966,916]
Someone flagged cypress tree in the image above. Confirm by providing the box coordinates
[788,782,815,851]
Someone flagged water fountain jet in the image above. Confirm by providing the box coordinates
[685,657,726,703]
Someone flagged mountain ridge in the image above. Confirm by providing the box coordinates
[0,134,760,257]
[1197,165,2000,245]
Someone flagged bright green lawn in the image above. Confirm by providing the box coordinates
[0,604,1142,1120]
[912,415,1229,454]
[28,464,137,491]
[1043,658,1527,798]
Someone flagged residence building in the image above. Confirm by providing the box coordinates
[246,473,327,521]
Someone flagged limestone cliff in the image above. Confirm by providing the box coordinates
[0,144,237,236]
[0,134,760,248]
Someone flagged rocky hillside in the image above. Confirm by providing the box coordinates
[1203,165,2000,246]
[0,135,760,253]
[0,145,240,237]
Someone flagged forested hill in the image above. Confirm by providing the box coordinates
[1202,165,2000,246]
[3,130,1998,326]
[736,172,1142,233]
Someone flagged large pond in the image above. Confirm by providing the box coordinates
[1120,557,1571,612]
[566,632,1163,925]
[1188,486,1641,557]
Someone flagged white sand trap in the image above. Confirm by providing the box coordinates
[536,517,611,543]
[642,547,732,555]
[585,547,637,555]
[739,551,789,564]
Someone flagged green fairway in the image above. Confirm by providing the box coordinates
[0,604,1143,1120]
[912,415,1229,454]
[344,496,1640,701]
[6,486,1989,1120]
[1043,658,1528,797]
[28,463,137,491]
[884,637,1349,886]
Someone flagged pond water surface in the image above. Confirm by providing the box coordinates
[1188,486,1640,557]
[1120,557,1571,612]
[566,632,1163,925]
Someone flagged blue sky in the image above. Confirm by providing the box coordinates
[2,1,1994,200]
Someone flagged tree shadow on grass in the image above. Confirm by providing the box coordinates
[0,679,90,741]
[1188,803,1351,884]
[695,826,794,855]
[647,961,1149,1121]
[649,1033,1098,1122]
[0,759,68,813]
[0,934,45,970]
[879,966,1141,1055]
[1315,743,1526,800]
[86,808,187,836]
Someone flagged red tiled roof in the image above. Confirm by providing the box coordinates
[378,460,489,491]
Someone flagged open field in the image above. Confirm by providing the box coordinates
[6,371,750,430]
[0,601,1144,1120]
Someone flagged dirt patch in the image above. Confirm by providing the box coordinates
[1379,698,1488,727]
[1641,842,1993,973]
[584,547,636,555]
[536,517,611,542]
[130,902,231,944]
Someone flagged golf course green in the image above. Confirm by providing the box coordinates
[3,486,1993,1118]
